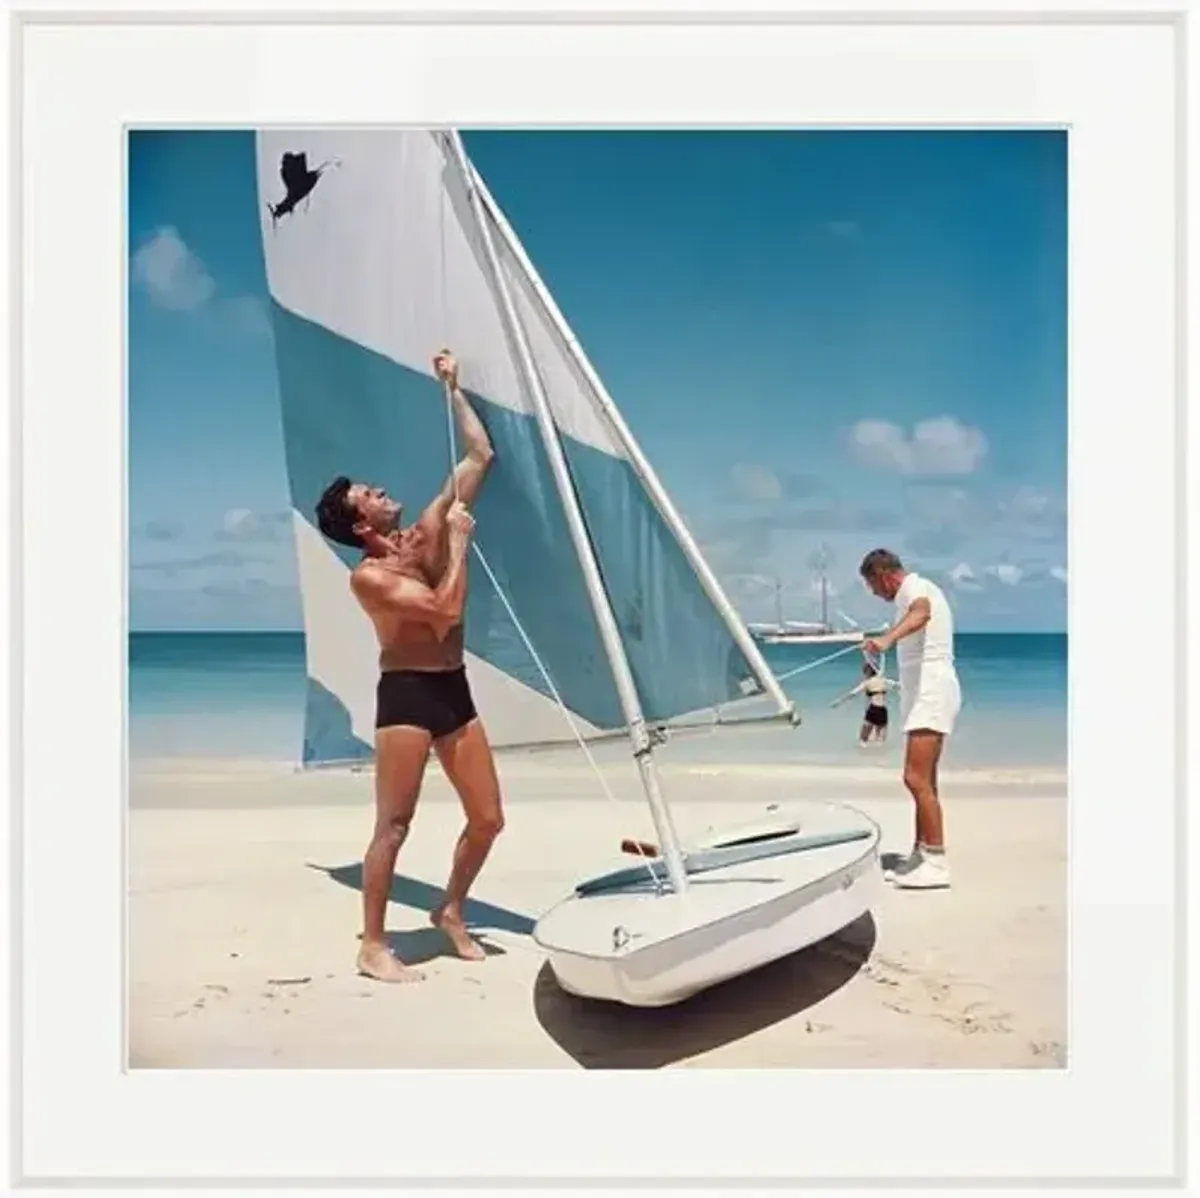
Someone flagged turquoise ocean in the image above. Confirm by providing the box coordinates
[129,632,1066,774]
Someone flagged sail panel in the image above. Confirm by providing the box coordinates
[481,201,768,720]
[256,130,623,761]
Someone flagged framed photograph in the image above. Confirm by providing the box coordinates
[9,0,1187,1189]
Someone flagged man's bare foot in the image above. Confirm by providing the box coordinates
[431,906,486,961]
[356,941,424,983]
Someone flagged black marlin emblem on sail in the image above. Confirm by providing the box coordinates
[268,151,340,226]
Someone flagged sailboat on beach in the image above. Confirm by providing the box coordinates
[254,128,882,1007]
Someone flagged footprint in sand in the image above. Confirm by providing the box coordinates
[1030,1040,1066,1064]
[185,984,233,1015]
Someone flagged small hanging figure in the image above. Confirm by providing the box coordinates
[831,658,899,746]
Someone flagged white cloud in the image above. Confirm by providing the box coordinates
[1005,485,1052,520]
[131,226,215,310]
[218,508,291,542]
[730,462,784,502]
[136,520,181,542]
[130,229,272,340]
[850,417,988,476]
[948,561,983,591]
[985,563,1024,586]
[1050,566,1068,584]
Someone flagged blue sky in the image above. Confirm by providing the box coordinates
[128,129,1066,632]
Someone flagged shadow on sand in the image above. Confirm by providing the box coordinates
[314,861,877,1065]
[311,861,536,963]
[532,912,877,1068]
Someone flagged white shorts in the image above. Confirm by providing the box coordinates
[899,663,962,736]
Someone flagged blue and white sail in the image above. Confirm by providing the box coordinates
[254,129,787,766]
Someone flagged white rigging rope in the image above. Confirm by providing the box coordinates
[774,641,861,683]
[773,640,883,684]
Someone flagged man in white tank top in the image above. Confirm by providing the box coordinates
[859,548,962,890]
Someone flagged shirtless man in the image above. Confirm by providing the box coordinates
[314,349,501,981]
[860,548,961,890]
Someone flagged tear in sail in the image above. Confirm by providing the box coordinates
[254,130,773,766]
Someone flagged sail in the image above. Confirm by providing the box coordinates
[475,191,771,724]
[254,129,771,766]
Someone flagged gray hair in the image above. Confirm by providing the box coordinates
[859,548,903,578]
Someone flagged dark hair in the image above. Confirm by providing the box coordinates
[859,548,903,579]
[315,475,363,549]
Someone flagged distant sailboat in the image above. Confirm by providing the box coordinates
[254,128,881,1007]
[748,571,886,647]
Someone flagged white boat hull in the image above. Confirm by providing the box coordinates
[755,630,865,646]
[749,627,887,647]
[533,801,883,1007]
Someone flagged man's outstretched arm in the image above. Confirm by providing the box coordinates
[863,598,931,656]
[421,350,495,528]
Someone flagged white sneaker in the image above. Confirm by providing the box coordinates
[891,852,951,889]
[882,848,920,880]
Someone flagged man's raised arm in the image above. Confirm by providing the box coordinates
[421,350,495,527]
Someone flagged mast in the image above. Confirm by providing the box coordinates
[443,130,689,895]
[467,162,797,724]
[774,577,784,629]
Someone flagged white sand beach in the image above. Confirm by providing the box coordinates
[128,751,1066,1071]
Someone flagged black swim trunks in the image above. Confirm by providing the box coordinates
[864,704,889,728]
[375,666,478,740]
